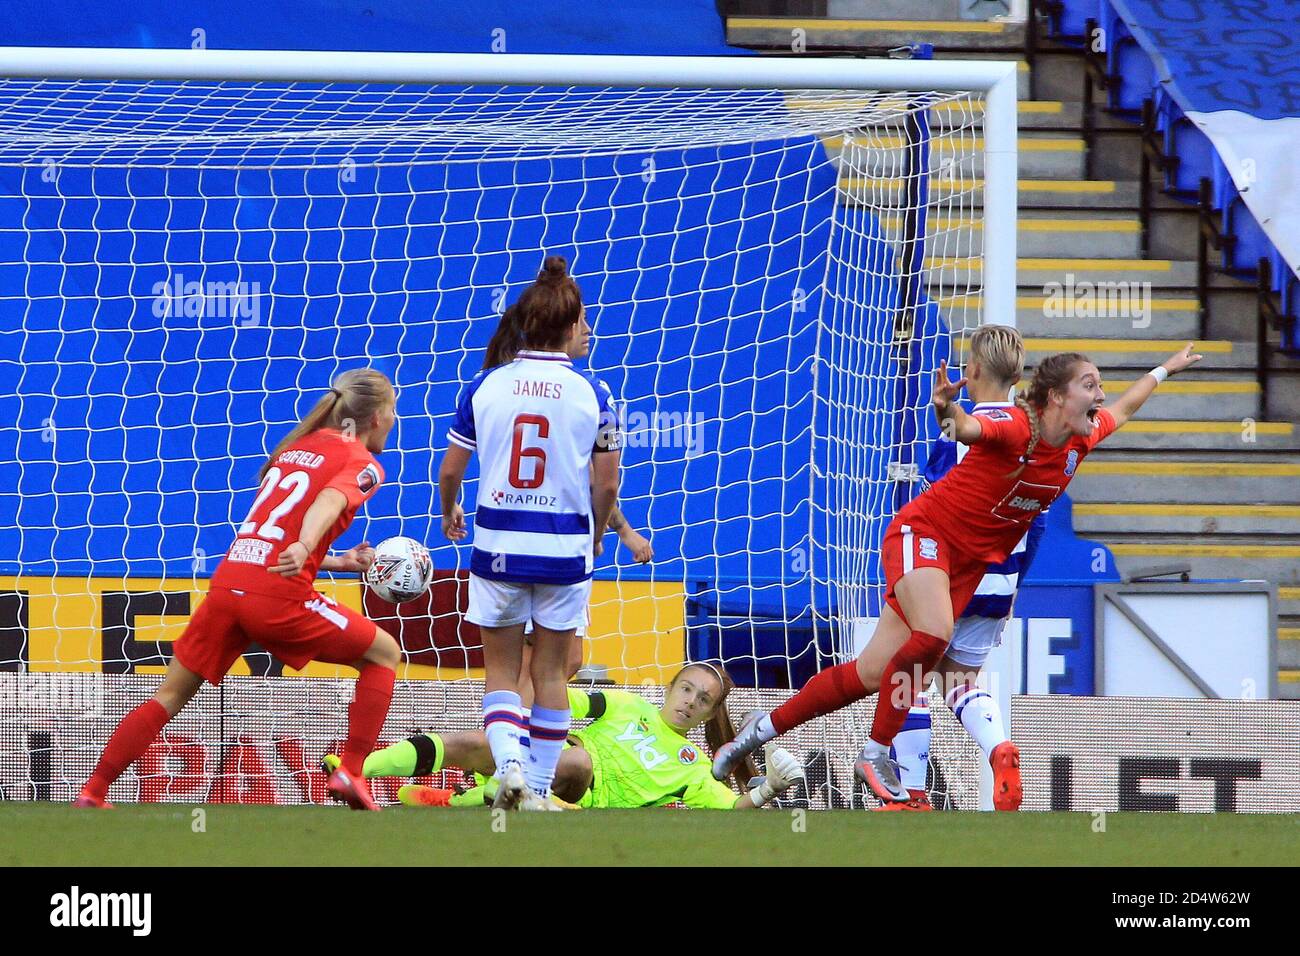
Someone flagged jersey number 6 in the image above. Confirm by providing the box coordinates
[509,414,549,489]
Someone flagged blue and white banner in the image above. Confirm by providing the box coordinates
[1109,0,1300,280]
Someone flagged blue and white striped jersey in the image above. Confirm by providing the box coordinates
[449,349,622,585]
[920,400,1047,619]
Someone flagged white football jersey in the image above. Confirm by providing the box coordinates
[448,349,621,584]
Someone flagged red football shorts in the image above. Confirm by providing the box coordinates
[881,516,988,626]
[173,586,379,685]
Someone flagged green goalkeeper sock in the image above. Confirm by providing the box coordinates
[362,733,443,778]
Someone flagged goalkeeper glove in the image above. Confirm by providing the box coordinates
[747,744,805,807]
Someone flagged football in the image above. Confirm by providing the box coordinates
[364,536,434,604]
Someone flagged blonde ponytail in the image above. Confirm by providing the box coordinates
[260,368,394,479]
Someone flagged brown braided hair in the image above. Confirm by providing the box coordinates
[1008,352,1091,479]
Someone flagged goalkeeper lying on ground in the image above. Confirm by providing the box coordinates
[328,662,804,809]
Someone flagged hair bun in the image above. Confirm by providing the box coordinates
[539,255,569,282]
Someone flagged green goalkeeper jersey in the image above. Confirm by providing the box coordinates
[566,687,740,810]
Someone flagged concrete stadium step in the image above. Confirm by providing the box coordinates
[880,214,1140,259]
[727,16,1028,52]
[928,99,1085,130]
[1276,623,1299,657]
[1014,337,1255,370]
[927,258,1203,290]
[828,132,1085,179]
[936,294,1200,338]
[1092,420,1298,452]
[788,96,1081,131]
[1100,537,1300,586]
[1032,378,1261,420]
[1069,459,1300,504]
[1280,586,1300,619]
[1279,673,1300,699]
[1016,297,1198,339]
[839,177,1141,210]
[1074,503,1300,536]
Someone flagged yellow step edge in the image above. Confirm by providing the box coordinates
[940,295,1199,311]
[842,178,1117,193]
[1279,587,1300,600]
[1106,543,1300,558]
[1279,628,1300,641]
[1020,380,1259,395]
[930,257,1174,270]
[1083,461,1300,477]
[1074,503,1300,517]
[788,99,1062,114]
[830,136,1083,152]
[1017,338,1232,353]
[1102,380,1260,394]
[881,218,1139,233]
[1281,671,1300,682]
[730,18,1014,33]
[1122,420,1291,435]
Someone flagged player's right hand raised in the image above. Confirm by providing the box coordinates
[932,359,967,407]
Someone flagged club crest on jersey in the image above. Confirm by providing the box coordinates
[678,745,699,765]
[977,408,1012,422]
[356,463,380,494]
[1064,449,1079,477]
[919,537,939,561]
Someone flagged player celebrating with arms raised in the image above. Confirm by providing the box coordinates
[76,369,403,811]
[439,255,621,810]
[714,341,1202,803]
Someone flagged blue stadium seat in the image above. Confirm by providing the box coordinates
[1048,0,1095,41]
[1101,2,1155,115]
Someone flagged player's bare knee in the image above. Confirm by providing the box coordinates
[367,629,401,669]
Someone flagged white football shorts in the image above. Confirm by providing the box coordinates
[944,614,1009,669]
[467,573,592,632]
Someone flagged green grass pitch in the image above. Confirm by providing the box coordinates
[3,804,1298,866]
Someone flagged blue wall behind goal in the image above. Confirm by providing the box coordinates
[5,0,735,56]
[0,133,859,599]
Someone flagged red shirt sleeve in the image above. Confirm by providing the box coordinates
[324,447,384,509]
[1083,406,1119,451]
[971,406,1030,450]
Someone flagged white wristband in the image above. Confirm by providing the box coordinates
[749,782,776,807]
[1148,366,1169,384]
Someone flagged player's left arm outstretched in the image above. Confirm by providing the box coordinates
[1103,343,1202,428]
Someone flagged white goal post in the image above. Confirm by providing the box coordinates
[0,47,1017,809]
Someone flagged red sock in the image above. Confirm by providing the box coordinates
[771,661,867,734]
[869,630,948,746]
[342,664,396,777]
[81,699,170,801]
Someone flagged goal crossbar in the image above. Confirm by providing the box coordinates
[0,46,1019,322]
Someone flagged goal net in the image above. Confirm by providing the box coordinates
[0,50,1016,809]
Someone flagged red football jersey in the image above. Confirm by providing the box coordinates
[210,428,384,599]
[903,404,1116,564]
